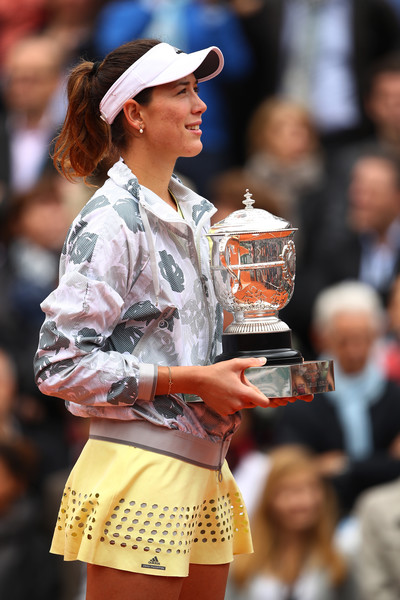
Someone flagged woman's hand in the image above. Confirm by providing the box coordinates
[157,359,314,416]
[194,359,314,414]
[196,357,271,415]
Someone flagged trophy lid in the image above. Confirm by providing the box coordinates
[208,189,297,236]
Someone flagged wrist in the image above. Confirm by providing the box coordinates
[156,365,204,396]
[172,365,204,395]
[167,366,173,396]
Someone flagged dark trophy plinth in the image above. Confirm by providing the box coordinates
[215,328,302,365]
[207,190,334,398]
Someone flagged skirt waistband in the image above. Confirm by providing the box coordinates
[89,418,230,471]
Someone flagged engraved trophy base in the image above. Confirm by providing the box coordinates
[183,358,334,402]
[214,330,335,398]
[244,360,335,398]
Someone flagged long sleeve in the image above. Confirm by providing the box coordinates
[34,191,157,410]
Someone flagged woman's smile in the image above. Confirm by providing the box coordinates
[185,121,202,134]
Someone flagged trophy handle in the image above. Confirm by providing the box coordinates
[280,240,296,284]
[219,235,242,291]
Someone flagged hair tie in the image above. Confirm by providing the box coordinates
[90,61,101,78]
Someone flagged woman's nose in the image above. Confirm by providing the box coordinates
[193,94,207,114]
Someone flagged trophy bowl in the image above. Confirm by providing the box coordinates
[209,196,296,335]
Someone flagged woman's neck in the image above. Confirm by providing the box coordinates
[122,146,176,207]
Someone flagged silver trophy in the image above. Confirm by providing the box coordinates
[207,190,334,397]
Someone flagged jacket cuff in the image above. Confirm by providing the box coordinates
[138,363,158,402]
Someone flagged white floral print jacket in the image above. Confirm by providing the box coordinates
[34,159,240,442]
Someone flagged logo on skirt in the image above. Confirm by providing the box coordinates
[142,556,166,571]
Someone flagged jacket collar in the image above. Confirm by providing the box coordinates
[107,158,216,226]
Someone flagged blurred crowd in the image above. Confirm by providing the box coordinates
[1,1,400,599]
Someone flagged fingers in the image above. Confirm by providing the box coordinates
[234,356,267,371]
[201,358,270,414]
[240,368,262,391]
[207,358,315,413]
[268,394,314,408]
[230,358,314,410]
[239,379,270,409]
[269,398,290,407]
[230,356,270,408]
[251,395,270,409]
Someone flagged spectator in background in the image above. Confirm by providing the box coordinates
[316,52,400,244]
[232,0,400,156]
[318,149,400,302]
[365,53,400,158]
[0,35,67,198]
[209,167,281,224]
[0,347,73,598]
[0,175,72,483]
[42,0,103,65]
[244,98,324,239]
[0,439,58,599]
[382,275,400,384]
[0,0,46,75]
[284,147,400,354]
[228,446,354,600]
[93,0,254,196]
[1,175,71,382]
[0,349,22,441]
[275,281,400,515]
[355,478,400,600]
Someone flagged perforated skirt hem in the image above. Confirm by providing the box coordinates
[51,439,253,577]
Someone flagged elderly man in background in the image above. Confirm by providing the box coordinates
[274,280,400,515]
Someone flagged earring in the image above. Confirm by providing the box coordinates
[139,127,144,134]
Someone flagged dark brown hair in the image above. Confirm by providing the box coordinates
[53,39,160,182]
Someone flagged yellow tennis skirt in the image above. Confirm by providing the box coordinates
[51,438,253,577]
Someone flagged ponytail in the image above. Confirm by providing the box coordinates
[53,39,160,182]
[53,60,110,182]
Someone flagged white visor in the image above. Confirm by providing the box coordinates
[99,42,224,124]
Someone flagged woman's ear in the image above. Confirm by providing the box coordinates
[123,99,144,135]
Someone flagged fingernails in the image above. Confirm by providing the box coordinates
[256,357,267,365]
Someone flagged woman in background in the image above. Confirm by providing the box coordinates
[229,446,352,600]
[245,98,323,225]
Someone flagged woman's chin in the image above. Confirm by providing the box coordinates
[180,142,203,159]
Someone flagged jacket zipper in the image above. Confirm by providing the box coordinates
[141,196,218,364]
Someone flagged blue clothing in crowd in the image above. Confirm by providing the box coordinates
[94,0,253,155]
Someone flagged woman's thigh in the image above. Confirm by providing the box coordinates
[86,564,184,600]
[179,563,230,600]
[86,562,230,600]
